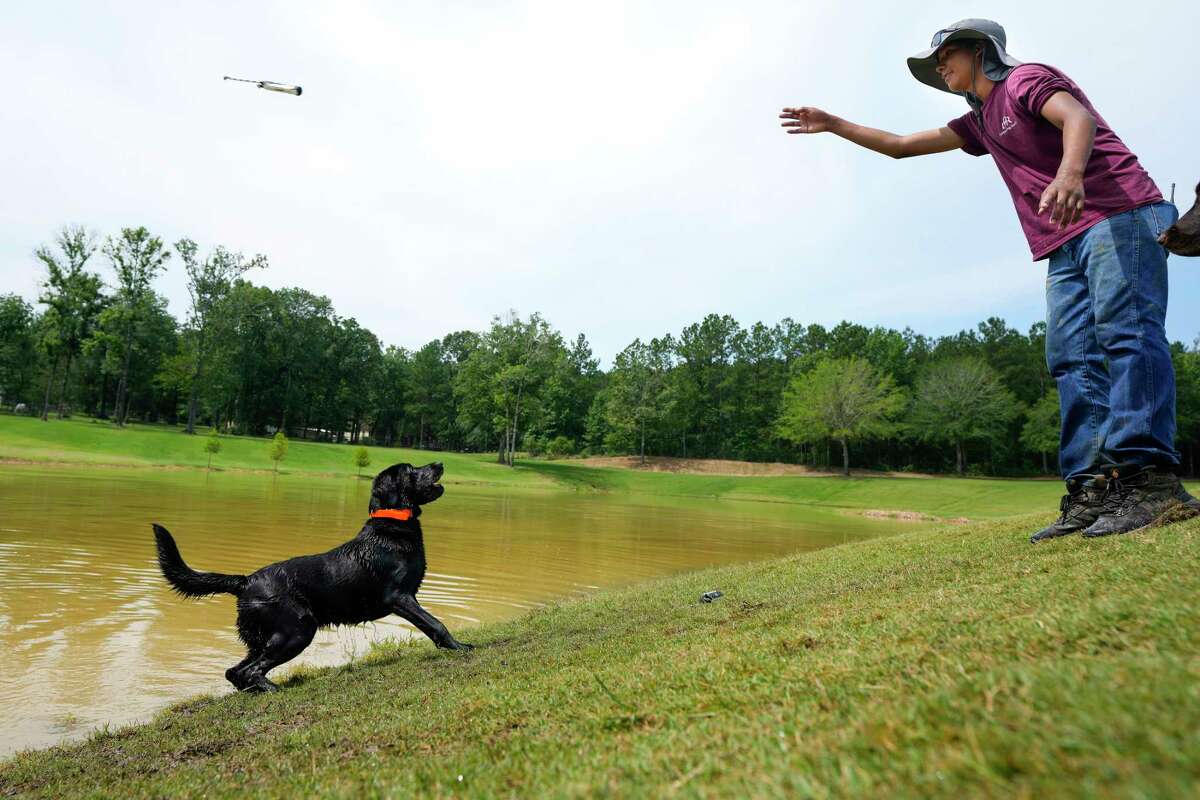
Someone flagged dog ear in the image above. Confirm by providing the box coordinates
[368,468,391,512]
[395,464,415,508]
[370,465,403,512]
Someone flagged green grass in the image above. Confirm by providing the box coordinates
[519,460,1069,520]
[0,415,547,489]
[3,513,1197,797]
[0,414,1077,519]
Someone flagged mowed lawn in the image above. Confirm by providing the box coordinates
[0,415,545,488]
[519,460,1071,520]
[2,512,1197,797]
[0,415,1087,520]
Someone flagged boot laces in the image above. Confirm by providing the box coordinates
[1100,472,1147,515]
[1057,487,1090,522]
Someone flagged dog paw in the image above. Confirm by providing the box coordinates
[450,641,475,651]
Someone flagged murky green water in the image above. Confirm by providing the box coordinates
[0,464,915,756]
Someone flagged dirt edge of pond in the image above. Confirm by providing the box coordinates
[572,456,938,479]
[854,508,972,525]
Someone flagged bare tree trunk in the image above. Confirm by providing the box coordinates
[640,417,646,465]
[279,367,293,436]
[955,440,965,476]
[186,350,207,435]
[41,356,59,421]
[186,385,199,434]
[115,329,134,427]
[1041,450,1048,475]
[56,352,74,418]
[840,437,850,478]
[508,387,523,468]
[98,368,110,419]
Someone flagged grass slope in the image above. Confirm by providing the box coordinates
[3,514,1197,798]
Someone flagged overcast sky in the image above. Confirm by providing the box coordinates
[2,1,1198,362]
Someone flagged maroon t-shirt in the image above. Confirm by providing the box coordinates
[947,63,1162,260]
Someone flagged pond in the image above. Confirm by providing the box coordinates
[0,464,919,756]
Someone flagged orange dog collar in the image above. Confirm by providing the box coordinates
[370,508,413,521]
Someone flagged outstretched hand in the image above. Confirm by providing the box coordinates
[780,107,835,134]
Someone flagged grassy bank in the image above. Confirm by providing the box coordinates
[3,512,1197,797]
[0,415,1072,519]
[0,414,544,488]
[521,460,1067,520]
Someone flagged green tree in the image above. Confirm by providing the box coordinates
[672,314,739,458]
[406,340,451,449]
[370,345,412,447]
[910,357,1022,476]
[34,227,105,420]
[269,431,289,473]
[273,288,335,436]
[354,446,371,478]
[454,312,562,466]
[0,294,38,407]
[726,322,788,461]
[200,278,286,434]
[604,337,674,463]
[175,239,267,434]
[85,292,178,423]
[1173,344,1200,477]
[777,357,906,477]
[102,227,171,426]
[532,333,601,455]
[204,428,222,471]
[1020,388,1061,475]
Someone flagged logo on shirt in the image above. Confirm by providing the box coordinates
[999,115,1017,136]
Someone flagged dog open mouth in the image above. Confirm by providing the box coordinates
[424,462,446,501]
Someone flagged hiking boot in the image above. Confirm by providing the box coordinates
[1082,464,1200,538]
[1030,474,1107,544]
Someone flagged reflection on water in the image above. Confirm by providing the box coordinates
[0,464,909,756]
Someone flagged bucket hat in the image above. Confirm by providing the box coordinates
[908,19,1022,96]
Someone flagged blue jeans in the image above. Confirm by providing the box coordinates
[1046,201,1181,481]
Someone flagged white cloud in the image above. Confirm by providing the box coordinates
[1,0,1197,362]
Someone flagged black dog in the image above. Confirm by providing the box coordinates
[153,462,471,693]
[1160,181,1200,257]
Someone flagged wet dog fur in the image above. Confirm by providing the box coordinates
[152,462,471,693]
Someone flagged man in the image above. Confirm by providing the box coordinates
[780,19,1198,541]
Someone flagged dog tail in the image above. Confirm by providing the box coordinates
[152,523,247,598]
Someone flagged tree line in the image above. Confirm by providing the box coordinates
[3,224,1199,476]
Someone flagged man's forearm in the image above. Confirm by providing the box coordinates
[1056,112,1096,178]
[828,117,906,158]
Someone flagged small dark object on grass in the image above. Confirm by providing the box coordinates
[153,462,472,694]
[1159,181,1200,257]
[700,590,724,603]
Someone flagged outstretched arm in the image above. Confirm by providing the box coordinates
[780,106,964,159]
